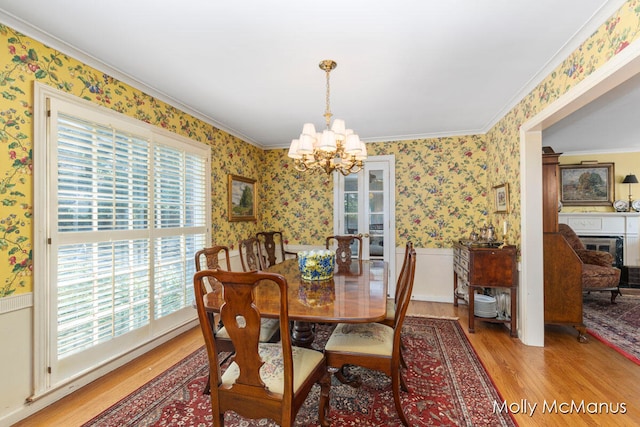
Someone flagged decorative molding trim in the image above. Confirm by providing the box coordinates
[0,293,33,314]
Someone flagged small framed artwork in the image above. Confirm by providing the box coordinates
[228,174,257,222]
[559,162,614,206]
[493,183,510,213]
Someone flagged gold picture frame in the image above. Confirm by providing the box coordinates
[228,174,257,222]
[493,183,510,214]
[559,162,614,206]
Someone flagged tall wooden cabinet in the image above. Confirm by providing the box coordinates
[542,147,586,341]
[542,147,561,233]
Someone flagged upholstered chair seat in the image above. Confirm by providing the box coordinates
[582,264,620,289]
[324,323,394,356]
[558,224,621,302]
[222,343,325,394]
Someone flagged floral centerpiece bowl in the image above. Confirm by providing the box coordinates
[297,249,335,281]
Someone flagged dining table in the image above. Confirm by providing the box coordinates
[204,257,388,347]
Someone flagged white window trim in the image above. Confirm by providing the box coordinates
[32,82,211,399]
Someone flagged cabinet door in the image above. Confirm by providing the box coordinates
[470,250,515,286]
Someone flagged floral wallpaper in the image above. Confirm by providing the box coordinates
[485,0,640,250]
[260,150,335,244]
[3,0,640,298]
[0,24,262,297]
[261,135,489,247]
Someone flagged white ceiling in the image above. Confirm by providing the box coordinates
[0,0,630,150]
[543,71,640,154]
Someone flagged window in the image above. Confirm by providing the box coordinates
[33,84,210,395]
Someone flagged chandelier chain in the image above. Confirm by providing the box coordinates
[324,65,332,128]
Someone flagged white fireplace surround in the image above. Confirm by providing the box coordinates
[559,212,640,266]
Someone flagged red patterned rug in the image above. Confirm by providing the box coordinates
[583,291,640,365]
[82,317,516,426]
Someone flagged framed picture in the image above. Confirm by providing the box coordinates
[228,174,257,222]
[493,183,510,213]
[559,163,614,206]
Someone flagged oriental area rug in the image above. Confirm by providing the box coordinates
[582,291,640,365]
[82,317,516,427]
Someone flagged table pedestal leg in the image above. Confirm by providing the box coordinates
[291,321,314,347]
[334,365,362,388]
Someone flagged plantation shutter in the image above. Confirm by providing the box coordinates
[56,114,152,359]
[43,96,210,389]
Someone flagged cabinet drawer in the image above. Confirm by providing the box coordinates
[457,274,469,288]
[457,257,469,273]
[455,265,469,281]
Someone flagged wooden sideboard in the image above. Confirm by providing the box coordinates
[453,242,518,337]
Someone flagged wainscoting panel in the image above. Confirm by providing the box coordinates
[0,292,32,314]
[409,247,454,303]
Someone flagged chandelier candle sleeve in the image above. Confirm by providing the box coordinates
[288,59,367,175]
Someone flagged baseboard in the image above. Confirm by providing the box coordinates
[410,294,454,304]
[2,320,198,426]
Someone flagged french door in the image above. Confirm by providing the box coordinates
[334,155,396,293]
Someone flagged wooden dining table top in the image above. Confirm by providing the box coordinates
[204,258,388,323]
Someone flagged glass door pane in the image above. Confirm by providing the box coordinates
[367,168,385,260]
[343,174,361,258]
[343,174,359,234]
[334,156,395,287]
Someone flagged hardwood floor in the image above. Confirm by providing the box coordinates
[14,299,640,426]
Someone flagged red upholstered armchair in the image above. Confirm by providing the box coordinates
[558,224,621,303]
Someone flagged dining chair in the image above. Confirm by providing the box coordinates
[377,241,413,373]
[193,269,331,427]
[323,247,417,426]
[194,246,280,395]
[256,230,297,268]
[239,236,264,271]
[325,235,363,269]
[379,241,413,327]
[195,245,232,272]
[195,246,235,357]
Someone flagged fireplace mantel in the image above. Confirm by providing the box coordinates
[558,212,640,266]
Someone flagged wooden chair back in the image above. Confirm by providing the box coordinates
[256,231,289,267]
[239,237,264,271]
[379,241,413,328]
[194,245,230,311]
[326,235,363,269]
[193,269,330,426]
[195,245,231,271]
[393,247,416,340]
[395,241,414,304]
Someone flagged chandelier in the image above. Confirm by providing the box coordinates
[287,60,367,175]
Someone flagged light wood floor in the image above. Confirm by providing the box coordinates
[14,299,640,427]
